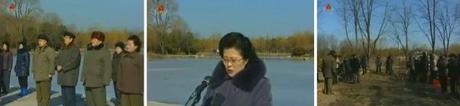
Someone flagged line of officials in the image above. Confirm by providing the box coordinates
[0,31,144,106]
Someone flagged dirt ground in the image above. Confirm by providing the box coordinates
[318,69,460,106]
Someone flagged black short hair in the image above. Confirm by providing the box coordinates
[63,31,75,39]
[328,50,336,56]
[114,41,125,49]
[37,34,49,42]
[91,31,105,42]
[127,35,141,52]
[218,32,258,61]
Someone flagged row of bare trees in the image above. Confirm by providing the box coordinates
[148,0,313,56]
[325,0,459,59]
[0,0,142,50]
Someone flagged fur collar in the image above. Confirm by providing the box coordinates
[87,43,104,50]
[209,58,266,92]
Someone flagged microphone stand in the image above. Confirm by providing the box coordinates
[185,80,209,106]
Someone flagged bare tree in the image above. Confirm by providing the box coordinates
[416,0,439,54]
[149,0,179,54]
[436,1,459,55]
[357,0,390,58]
[336,0,364,54]
[335,0,390,58]
[337,0,353,47]
[0,0,40,45]
[318,34,338,57]
[351,0,362,49]
[391,0,413,59]
[11,0,39,40]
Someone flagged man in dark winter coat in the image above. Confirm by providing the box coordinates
[420,52,429,83]
[386,55,394,75]
[81,31,112,106]
[438,55,448,93]
[376,55,383,73]
[350,54,360,83]
[55,32,81,106]
[117,35,144,106]
[408,54,417,82]
[112,42,125,106]
[361,55,368,75]
[429,54,438,83]
[32,34,57,106]
[450,54,460,94]
[322,50,336,95]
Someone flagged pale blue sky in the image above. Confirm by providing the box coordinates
[177,0,314,37]
[318,0,460,48]
[40,0,143,31]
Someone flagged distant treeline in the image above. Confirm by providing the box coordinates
[319,35,460,59]
[148,26,313,57]
[0,0,142,50]
[148,0,313,57]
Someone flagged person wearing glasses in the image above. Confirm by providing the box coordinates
[202,32,272,106]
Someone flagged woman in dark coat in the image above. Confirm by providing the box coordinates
[1,42,13,94]
[202,32,272,106]
[14,41,30,96]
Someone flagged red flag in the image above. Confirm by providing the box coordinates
[7,3,15,13]
[326,4,332,12]
[157,4,165,14]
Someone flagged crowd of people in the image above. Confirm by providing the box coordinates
[407,52,460,95]
[321,50,460,96]
[0,31,144,106]
[321,50,385,94]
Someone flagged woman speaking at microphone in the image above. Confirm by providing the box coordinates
[202,32,272,106]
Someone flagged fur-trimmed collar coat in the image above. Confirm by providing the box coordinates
[202,59,272,106]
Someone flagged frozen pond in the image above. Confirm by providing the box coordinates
[148,58,314,106]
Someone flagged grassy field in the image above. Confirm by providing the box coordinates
[317,67,460,106]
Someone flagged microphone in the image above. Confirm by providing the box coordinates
[185,76,212,106]
[195,76,212,92]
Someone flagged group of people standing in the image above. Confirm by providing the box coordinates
[0,31,144,106]
[407,52,460,95]
[322,49,460,96]
[321,50,395,95]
